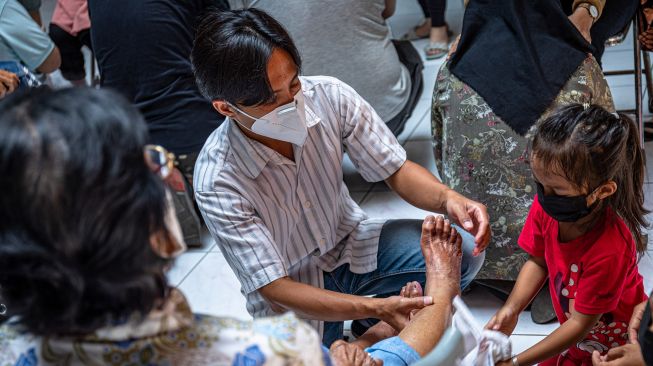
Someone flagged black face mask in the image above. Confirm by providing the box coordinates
[536,182,599,222]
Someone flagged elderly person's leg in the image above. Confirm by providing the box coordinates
[329,216,464,365]
[322,218,484,346]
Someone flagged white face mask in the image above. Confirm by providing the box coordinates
[229,92,308,146]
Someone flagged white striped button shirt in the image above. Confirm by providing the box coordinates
[194,76,407,335]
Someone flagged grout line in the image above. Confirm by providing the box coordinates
[175,251,212,287]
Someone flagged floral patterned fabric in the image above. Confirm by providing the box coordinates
[0,289,327,366]
[431,56,615,280]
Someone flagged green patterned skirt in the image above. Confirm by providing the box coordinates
[431,56,615,280]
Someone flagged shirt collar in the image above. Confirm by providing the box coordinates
[227,99,322,179]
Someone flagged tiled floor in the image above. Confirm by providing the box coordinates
[167,0,653,356]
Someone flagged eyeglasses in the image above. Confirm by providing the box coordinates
[144,144,176,179]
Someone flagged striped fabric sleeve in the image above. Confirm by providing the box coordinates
[195,190,288,294]
[336,81,407,183]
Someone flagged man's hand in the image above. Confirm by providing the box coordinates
[444,189,490,255]
[568,6,594,43]
[330,340,383,366]
[591,345,646,366]
[628,300,647,344]
[377,295,433,332]
[0,70,19,99]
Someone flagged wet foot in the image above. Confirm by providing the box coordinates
[420,216,462,298]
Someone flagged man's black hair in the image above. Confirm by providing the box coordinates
[192,8,302,106]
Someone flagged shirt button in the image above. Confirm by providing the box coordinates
[304,200,312,208]
[319,238,326,246]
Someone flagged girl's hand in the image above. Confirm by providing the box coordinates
[486,306,519,336]
[495,361,512,366]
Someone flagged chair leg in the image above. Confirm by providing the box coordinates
[635,17,645,147]
[644,50,653,113]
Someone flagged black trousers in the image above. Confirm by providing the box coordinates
[417,0,447,27]
[48,24,92,81]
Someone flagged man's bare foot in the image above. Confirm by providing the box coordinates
[420,216,462,298]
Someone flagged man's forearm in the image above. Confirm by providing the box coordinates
[385,160,452,213]
[259,277,380,321]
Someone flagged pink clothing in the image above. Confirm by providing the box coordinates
[51,0,90,36]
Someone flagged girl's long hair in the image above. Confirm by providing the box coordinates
[532,104,648,253]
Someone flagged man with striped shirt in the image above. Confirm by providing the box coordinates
[191,9,490,346]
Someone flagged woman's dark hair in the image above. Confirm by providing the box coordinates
[532,104,649,253]
[191,8,302,106]
[0,87,171,336]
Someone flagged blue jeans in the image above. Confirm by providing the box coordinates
[322,219,484,346]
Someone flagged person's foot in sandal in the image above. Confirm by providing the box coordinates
[425,25,450,60]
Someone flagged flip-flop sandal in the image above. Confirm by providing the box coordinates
[424,41,449,60]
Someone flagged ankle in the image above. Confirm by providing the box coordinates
[429,26,449,43]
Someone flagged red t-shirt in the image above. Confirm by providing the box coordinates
[519,197,647,328]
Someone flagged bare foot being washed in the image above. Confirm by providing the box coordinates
[420,216,462,299]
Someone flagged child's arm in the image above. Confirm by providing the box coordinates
[505,309,602,366]
[486,255,548,335]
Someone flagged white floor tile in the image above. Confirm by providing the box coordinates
[350,192,367,205]
[464,287,558,336]
[178,252,251,320]
[167,252,207,287]
[387,13,423,40]
[421,63,440,101]
[398,94,431,144]
[639,252,653,294]
[611,85,638,111]
[187,228,217,252]
[391,0,423,17]
[602,50,634,75]
[645,144,653,183]
[510,335,547,355]
[360,190,438,220]
[405,139,439,176]
[407,111,433,141]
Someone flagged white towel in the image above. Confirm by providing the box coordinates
[452,296,513,366]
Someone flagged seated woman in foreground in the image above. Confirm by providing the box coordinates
[0,88,467,366]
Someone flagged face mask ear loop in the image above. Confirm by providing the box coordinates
[227,102,259,133]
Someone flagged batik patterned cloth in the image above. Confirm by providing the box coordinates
[431,55,615,280]
[0,289,327,366]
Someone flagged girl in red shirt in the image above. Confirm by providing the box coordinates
[488,104,649,366]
